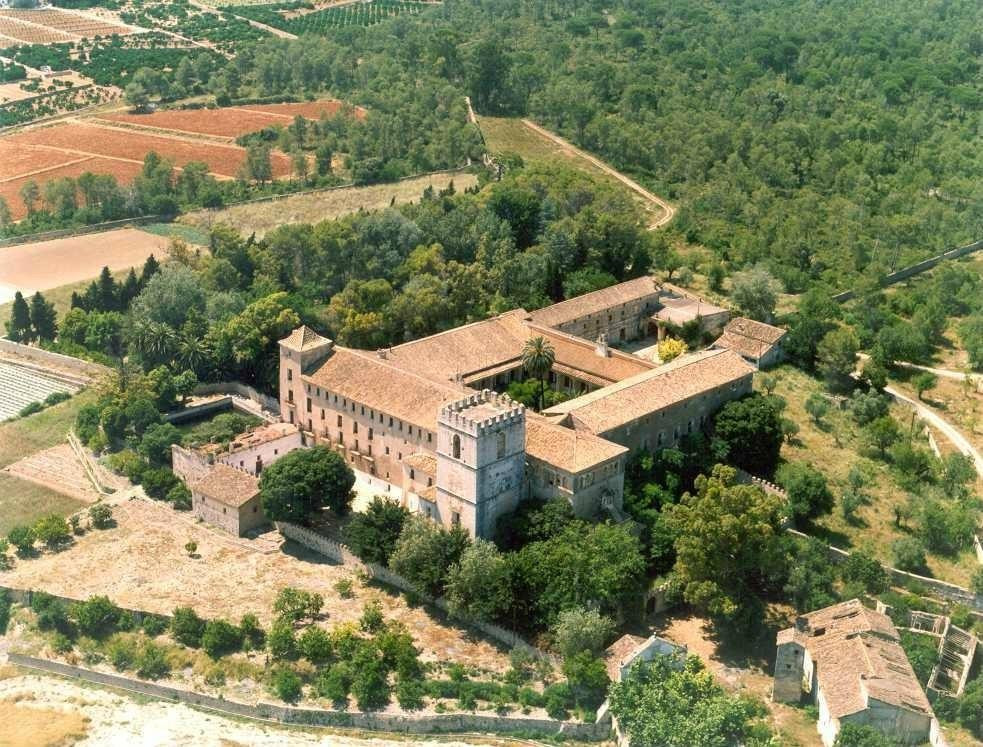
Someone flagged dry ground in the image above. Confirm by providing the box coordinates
[0,497,513,673]
[0,227,168,305]
[0,672,521,747]
[765,367,978,585]
[179,171,476,239]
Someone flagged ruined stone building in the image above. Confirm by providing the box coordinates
[774,599,937,746]
[277,276,755,539]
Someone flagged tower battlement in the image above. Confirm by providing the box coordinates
[438,389,525,436]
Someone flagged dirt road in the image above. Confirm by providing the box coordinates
[519,119,675,230]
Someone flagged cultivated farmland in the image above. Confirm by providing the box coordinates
[99,99,366,140]
[224,0,435,35]
[0,8,135,46]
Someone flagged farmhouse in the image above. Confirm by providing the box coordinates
[190,463,265,537]
[713,316,787,369]
[276,276,754,539]
[773,599,936,746]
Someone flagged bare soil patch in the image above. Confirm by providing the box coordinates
[0,699,88,747]
[0,227,168,302]
[0,497,512,672]
[181,171,476,238]
[99,107,294,140]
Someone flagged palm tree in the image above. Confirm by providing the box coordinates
[521,336,556,412]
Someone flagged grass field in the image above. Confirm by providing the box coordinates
[179,170,476,238]
[765,366,977,586]
[0,276,95,332]
[0,391,93,534]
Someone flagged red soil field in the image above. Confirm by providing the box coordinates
[6,123,292,179]
[99,108,293,140]
[0,142,83,182]
[239,100,368,121]
[1,158,144,220]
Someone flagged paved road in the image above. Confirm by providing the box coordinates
[884,384,983,479]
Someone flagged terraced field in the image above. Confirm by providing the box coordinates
[0,360,78,422]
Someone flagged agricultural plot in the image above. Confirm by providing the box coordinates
[98,99,364,139]
[0,8,135,46]
[0,360,77,422]
[224,0,435,36]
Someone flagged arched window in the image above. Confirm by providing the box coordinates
[452,434,461,460]
[496,431,506,459]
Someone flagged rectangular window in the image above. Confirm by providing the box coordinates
[306,398,312,413]
[338,432,343,444]
[320,409,325,420]
[337,415,343,427]
[353,422,358,434]
[368,428,373,441]
[287,368,292,381]
[288,390,294,403]
[451,511,460,527]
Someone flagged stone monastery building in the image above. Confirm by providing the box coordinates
[277,276,755,539]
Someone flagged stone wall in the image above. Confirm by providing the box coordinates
[0,339,109,380]
[192,382,280,417]
[275,522,553,663]
[832,238,983,304]
[0,585,166,624]
[0,216,163,249]
[6,653,609,740]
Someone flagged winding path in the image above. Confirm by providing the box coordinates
[892,360,982,386]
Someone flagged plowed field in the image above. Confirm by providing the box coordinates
[7,123,292,178]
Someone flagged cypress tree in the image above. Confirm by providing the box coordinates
[96,266,118,312]
[140,254,161,288]
[29,292,57,342]
[119,268,141,308]
[5,291,32,342]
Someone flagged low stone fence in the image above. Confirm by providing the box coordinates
[7,653,608,740]
[786,529,983,610]
[276,522,552,662]
[0,338,109,380]
[735,468,788,499]
[0,215,164,249]
[192,382,279,418]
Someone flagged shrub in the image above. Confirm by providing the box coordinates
[8,525,35,555]
[342,496,410,565]
[141,467,179,500]
[316,663,352,705]
[167,483,192,510]
[72,595,121,638]
[270,666,302,703]
[204,665,226,687]
[396,677,426,710]
[0,590,11,634]
[834,723,895,747]
[273,587,323,624]
[267,619,298,660]
[712,394,784,475]
[840,551,888,594]
[107,636,137,671]
[33,514,71,549]
[359,601,385,633]
[52,632,73,654]
[298,626,333,664]
[892,537,927,573]
[351,650,391,710]
[334,577,354,598]
[89,503,114,529]
[239,613,265,650]
[107,449,148,483]
[18,401,44,417]
[201,619,243,659]
[44,391,71,406]
[544,682,571,720]
[135,641,170,680]
[141,614,168,637]
[31,592,70,634]
[171,606,206,647]
[776,462,834,524]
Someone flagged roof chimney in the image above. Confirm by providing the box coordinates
[594,333,610,358]
[795,616,809,633]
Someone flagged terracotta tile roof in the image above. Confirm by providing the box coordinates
[525,414,626,473]
[193,463,260,508]
[605,634,647,681]
[403,452,437,475]
[279,325,330,351]
[780,599,933,720]
[531,324,657,385]
[542,349,754,435]
[529,276,661,328]
[654,296,729,325]
[201,422,299,456]
[714,317,786,361]
[306,347,464,431]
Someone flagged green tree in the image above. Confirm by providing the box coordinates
[5,291,32,342]
[72,595,121,638]
[550,607,616,658]
[270,666,302,702]
[816,327,860,390]
[840,551,888,594]
[171,606,206,647]
[712,394,784,475]
[864,416,901,457]
[298,626,333,664]
[389,516,471,598]
[273,587,323,624]
[665,465,790,633]
[8,525,36,555]
[267,619,299,660]
[776,462,834,524]
[444,538,513,622]
[833,723,895,747]
[201,619,243,659]
[259,446,355,523]
[912,371,937,401]
[342,496,410,565]
[609,655,765,747]
[19,179,39,215]
[783,538,837,612]
[730,266,781,322]
[0,196,11,228]
[33,514,71,549]
[804,392,830,424]
[891,537,926,572]
[29,292,57,341]
[521,335,556,412]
